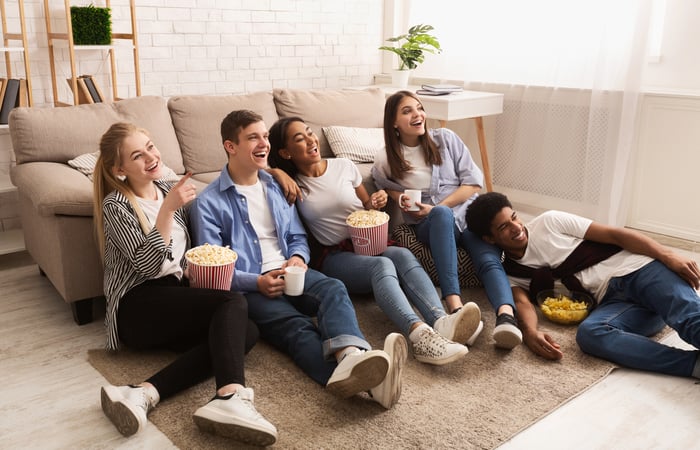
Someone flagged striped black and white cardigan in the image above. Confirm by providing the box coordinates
[101,180,189,350]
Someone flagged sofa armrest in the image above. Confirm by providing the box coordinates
[11,162,94,217]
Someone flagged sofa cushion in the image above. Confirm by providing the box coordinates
[168,92,279,176]
[392,223,483,289]
[9,96,184,174]
[11,162,94,216]
[273,88,385,158]
[323,126,384,163]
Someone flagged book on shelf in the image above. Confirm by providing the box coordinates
[17,79,28,107]
[0,78,20,124]
[81,75,104,103]
[67,77,94,104]
[0,78,7,112]
[420,83,463,93]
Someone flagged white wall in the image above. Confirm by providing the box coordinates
[2,0,384,106]
[642,1,700,94]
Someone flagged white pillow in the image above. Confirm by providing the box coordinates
[322,126,384,163]
[67,151,180,182]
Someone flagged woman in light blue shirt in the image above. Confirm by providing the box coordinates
[372,90,521,350]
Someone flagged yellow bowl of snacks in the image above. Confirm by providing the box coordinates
[536,289,594,325]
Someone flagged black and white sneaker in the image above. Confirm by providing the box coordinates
[493,313,523,350]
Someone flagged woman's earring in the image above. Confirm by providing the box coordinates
[117,174,126,181]
[394,127,400,137]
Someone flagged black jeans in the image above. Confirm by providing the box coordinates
[118,276,258,400]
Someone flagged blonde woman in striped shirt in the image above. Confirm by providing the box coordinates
[93,122,277,446]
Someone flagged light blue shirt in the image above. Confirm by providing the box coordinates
[371,128,483,231]
[190,166,310,293]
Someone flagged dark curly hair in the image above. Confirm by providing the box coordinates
[267,116,305,179]
[466,192,512,238]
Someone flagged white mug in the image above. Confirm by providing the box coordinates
[402,189,421,211]
[282,266,306,296]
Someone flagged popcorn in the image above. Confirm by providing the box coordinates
[346,210,390,228]
[185,243,238,266]
[540,294,589,324]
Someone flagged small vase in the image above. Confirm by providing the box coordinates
[391,69,411,88]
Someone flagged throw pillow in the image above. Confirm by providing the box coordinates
[322,126,384,164]
[67,151,180,182]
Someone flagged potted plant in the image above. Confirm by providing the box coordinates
[379,24,441,87]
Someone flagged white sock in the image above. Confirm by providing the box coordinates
[408,323,430,343]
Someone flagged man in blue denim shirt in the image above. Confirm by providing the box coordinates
[190,110,407,410]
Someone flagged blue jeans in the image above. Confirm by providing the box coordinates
[245,268,370,386]
[576,260,700,377]
[414,205,515,311]
[321,246,447,336]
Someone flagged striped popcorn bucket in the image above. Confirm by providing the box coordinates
[347,219,389,256]
[185,245,237,290]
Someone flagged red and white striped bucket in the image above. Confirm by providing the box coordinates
[185,244,237,291]
[346,210,390,256]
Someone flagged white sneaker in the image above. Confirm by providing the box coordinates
[100,385,153,437]
[466,320,484,347]
[433,302,482,344]
[193,387,278,447]
[326,349,389,398]
[369,333,408,409]
[412,327,469,365]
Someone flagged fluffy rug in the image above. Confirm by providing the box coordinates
[88,288,620,449]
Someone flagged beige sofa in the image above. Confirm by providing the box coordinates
[9,88,388,324]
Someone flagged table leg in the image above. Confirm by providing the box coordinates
[439,117,493,192]
[474,116,493,192]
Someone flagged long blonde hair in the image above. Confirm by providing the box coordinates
[93,122,152,262]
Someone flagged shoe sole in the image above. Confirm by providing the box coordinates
[100,386,142,437]
[449,302,482,344]
[193,410,277,447]
[466,320,484,347]
[326,352,389,399]
[493,323,523,350]
[414,344,469,366]
[373,333,408,409]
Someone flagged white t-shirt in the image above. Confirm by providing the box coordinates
[234,180,286,273]
[136,188,185,279]
[508,210,653,302]
[399,144,432,192]
[296,158,363,246]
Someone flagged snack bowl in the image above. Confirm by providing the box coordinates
[536,289,594,325]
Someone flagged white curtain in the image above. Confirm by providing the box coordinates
[406,0,655,225]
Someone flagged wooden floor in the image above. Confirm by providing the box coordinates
[1,247,699,449]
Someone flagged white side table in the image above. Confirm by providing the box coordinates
[366,85,504,192]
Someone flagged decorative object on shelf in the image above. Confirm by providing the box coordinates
[70,5,112,45]
[379,24,441,88]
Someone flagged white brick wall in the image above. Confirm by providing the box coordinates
[0,0,385,231]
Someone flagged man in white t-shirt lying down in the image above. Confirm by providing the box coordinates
[465,192,700,379]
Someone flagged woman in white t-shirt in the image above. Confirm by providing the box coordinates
[268,117,482,366]
[92,122,277,445]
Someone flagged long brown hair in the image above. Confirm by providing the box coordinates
[383,90,442,179]
[93,122,152,261]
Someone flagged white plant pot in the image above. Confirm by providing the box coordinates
[391,69,411,88]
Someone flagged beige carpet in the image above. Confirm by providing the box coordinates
[88,288,616,450]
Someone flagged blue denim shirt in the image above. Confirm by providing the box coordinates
[372,128,484,231]
[190,166,310,293]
